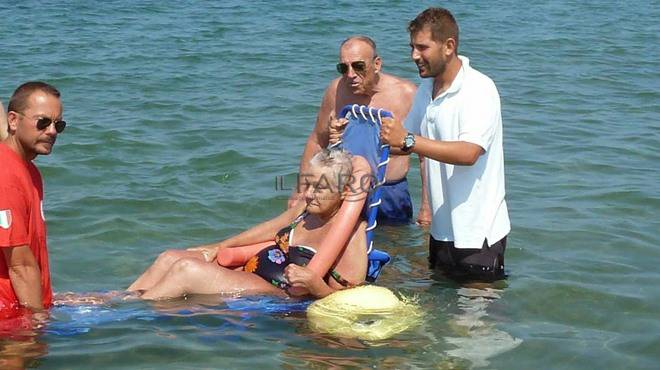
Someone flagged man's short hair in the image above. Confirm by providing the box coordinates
[340,35,378,58]
[8,81,61,114]
[408,7,460,51]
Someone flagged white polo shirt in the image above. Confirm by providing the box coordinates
[405,56,510,249]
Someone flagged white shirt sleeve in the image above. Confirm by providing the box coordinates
[403,79,431,135]
[458,80,501,152]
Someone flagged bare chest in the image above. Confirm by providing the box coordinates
[335,91,404,117]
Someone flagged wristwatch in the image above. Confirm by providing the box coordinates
[402,132,416,152]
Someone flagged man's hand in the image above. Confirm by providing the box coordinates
[328,111,348,145]
[416,202,432,226]
[380,116,408,150]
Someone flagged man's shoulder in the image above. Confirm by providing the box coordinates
[326,77,342,93]
[0,172,27,201]
[463,62,497,92]
[0,169,26,192]
[381,73,417,93]
[0,157,32,192]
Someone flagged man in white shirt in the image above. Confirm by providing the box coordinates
[380,7,511,280]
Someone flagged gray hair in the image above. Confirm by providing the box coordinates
[309,148,353,191]
[340,35,378,59]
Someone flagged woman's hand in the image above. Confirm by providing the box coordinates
[186,245,220,262]
[284,264,334,298]
[284,264,316,290]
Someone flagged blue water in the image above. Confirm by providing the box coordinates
[1,1,659,369]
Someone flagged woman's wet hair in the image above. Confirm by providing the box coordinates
[309,148,353,191]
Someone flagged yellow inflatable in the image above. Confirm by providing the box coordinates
[306,285,423,341]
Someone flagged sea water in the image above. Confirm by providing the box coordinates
[1,1,658,368]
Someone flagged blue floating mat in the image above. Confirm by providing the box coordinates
[47,303,153,336]
[223,296,311,314]
[44,294,311,337]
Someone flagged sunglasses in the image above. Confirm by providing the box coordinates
[16,112,66,133]
[36,117,67,133]
[336,61,368,75]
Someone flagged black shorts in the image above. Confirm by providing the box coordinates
[428,235,508,281]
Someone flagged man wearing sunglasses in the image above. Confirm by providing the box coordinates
[380,8,511,281]
[293,36,432,225]
[0,81,65,318]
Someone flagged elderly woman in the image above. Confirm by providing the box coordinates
[128,149,367,299]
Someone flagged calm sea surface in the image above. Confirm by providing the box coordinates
[1,1,659,369]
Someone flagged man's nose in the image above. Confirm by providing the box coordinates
[411,48,420,61]
[44,122,58,136]
[346,65,358,79]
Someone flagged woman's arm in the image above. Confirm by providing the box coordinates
[188,201,306,257]
[284,264,335,298]
[285,221,368,298]
[333,220,368,286]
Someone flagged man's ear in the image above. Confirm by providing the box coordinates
[444,38,457,56]
[373,56,382,74]
[6,111,20,134]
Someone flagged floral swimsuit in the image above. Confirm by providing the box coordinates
[243,212,352,289]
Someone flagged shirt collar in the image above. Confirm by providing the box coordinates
[433,55,469,100]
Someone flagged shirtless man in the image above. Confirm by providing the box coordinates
[291,36,430,225]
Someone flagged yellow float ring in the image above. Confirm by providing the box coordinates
[306,285,422,341]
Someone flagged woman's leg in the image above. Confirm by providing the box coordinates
[128,250,205,292]
[140,257,283,300]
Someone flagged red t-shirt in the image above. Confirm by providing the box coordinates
[0,143,52,318]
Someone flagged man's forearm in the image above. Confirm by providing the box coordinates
[9,264,44,311]
[419,155,429,201]
[380,118,482,165]
[412,136,483,166]
[298,141,321,174]
[299,127,329,171]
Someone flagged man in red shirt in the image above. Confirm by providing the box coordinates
[0,82,65,318]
